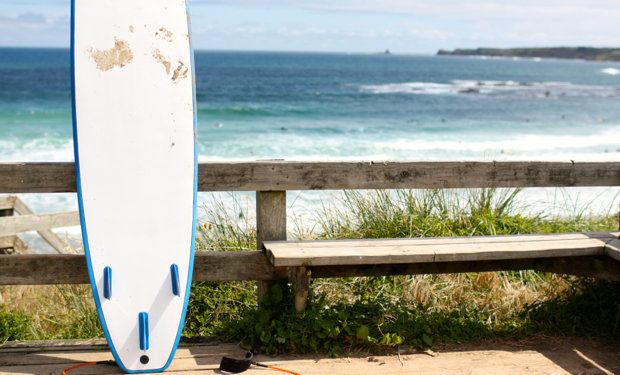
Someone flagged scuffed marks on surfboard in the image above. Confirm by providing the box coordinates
[152,49,172,74]
[151,49,187,83]
[171,61,188,84]
[87,38,134,71]
[156,27,173,42]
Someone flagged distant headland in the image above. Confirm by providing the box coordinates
[437,47,620,61]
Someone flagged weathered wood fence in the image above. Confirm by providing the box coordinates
[0,195,79,254]
[1,160,619,293]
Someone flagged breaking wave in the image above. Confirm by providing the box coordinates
[601,68,620,75]
[355,80,620,98]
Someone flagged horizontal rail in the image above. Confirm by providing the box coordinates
[1,161,620,193]
[309,255,620,281]
[0,252,286,285]
[2,252,619,285]
[0,211,80,236]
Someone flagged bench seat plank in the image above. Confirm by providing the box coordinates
[265,231,620,250]
[265,233,618,267]
[604,239,620,262]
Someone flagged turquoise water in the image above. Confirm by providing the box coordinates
[3,49,620,163]
[1,48,619,251]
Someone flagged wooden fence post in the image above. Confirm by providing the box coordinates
[256,191,286,303]
[0,199,14,254]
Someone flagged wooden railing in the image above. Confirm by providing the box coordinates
[2,161,620,193]
[0,195,79,254]
[1,161,619,294]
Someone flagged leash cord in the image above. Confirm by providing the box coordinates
[62,360,116,374]
[62,362,98,375]
[266,366,301,375]
[254,361,301,375]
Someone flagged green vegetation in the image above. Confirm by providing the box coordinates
[186,189,619,355]
[0,306,33,342]
[0,284,102,340]
[522,278,620,341]
[41,285,103,339]
[438,47,620,61]
[1,188,618,356]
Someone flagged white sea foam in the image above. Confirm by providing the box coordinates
[0,139,75,162]
[373,127,620,155]
[602,68,620,75]
[355,80,620,98]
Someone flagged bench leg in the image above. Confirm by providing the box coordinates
[295,290,308,314]
[257,280,276,303]
[289,266,311,314]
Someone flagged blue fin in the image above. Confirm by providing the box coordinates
[103,266,112,299]
[170,264,180,296]
[139,312,149,351]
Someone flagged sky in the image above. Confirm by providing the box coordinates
[1,0,620,53]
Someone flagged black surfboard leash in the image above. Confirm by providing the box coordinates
[220,351,301,375]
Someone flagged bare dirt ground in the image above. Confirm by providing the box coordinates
[251,336,620,375]
[1,335,619,374]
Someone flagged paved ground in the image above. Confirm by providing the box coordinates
[0,336,619,374]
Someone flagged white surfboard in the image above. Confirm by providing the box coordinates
[71,0,197,372]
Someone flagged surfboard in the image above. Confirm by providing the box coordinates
[71,0,196,372]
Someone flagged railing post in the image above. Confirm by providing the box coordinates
[256,191,286,303]
[0,203,14,254]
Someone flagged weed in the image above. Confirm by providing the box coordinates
[41,285,103,339]
[0,305,33,342]
[521,278,620,340]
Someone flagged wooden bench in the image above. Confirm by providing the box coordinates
[265,232,620,312]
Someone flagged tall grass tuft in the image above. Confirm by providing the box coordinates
[196,193,257,252]
[0,284,101,340]
[41,285,103,339]
[314,188,615,240]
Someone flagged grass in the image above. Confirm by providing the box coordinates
[0,284,102,340]
[1,188,618,356]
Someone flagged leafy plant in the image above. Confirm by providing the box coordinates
[0,305,33,342]
[520,278,620,340]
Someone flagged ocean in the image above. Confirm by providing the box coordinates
[2,48,619,251]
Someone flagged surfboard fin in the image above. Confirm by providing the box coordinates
[171,264,180,296]
[103,267,112,299]
[139,312,149,351]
